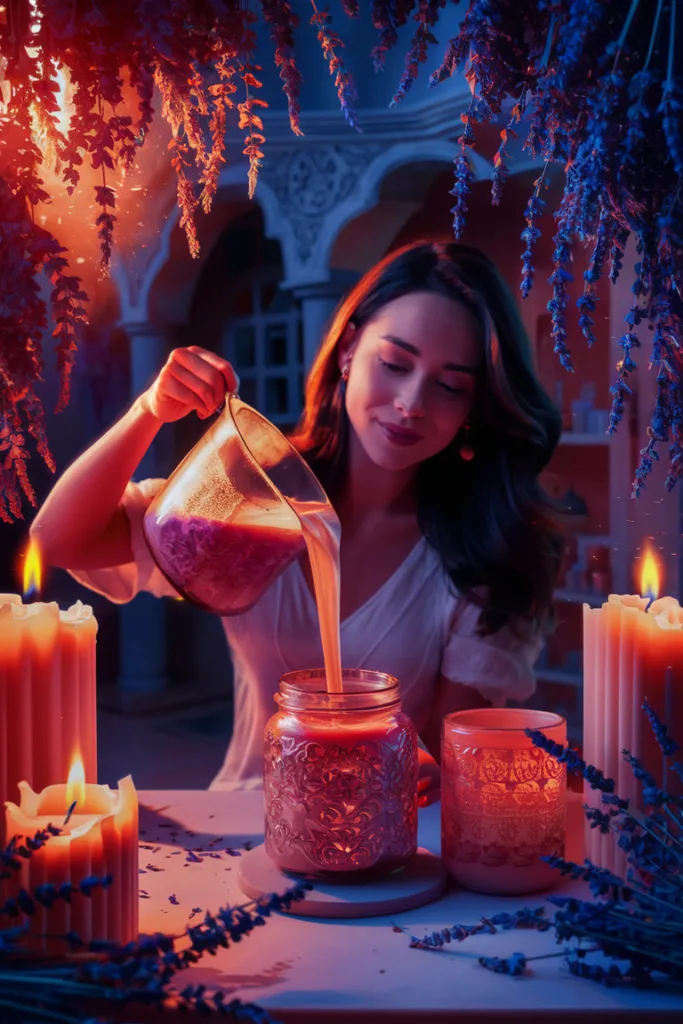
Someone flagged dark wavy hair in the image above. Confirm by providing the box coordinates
[290,240,564,639]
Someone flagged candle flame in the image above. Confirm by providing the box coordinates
[66,755,86,811]
[639,541,661,601]
[22,537,43,599]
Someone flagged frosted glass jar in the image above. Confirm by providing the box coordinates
[441,708,567,896]
[264,669,418,878]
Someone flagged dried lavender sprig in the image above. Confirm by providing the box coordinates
[0,882,312,1024]
[73,882,313,989]
[642,698,680,756]
[520,172,547,299]
[0,875,114,919]
[407,907,550,950]
[0,826,62,881]
[528,729,680,858]
[525,729,615,793]
[621,750,683,833]
[492,87,529,207]
[568,958,647,988]
[479,951,527,975]
[551,901,683,973]
[543,854,633,897]
[310,1,362,132]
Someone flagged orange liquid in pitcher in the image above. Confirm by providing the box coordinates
[146,506,306,616]
[148,496,345,693]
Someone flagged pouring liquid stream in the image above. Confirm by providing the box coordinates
[290,499,344,695]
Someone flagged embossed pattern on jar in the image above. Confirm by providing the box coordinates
[441,708,567,896]
[264,669,418,877]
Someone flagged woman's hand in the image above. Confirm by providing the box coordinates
[418,746,441,808]
[141,346,238,424]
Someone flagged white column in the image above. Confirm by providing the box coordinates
[292,272,359,372]
[116,322,170,703]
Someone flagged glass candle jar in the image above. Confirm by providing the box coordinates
[441,708,567,896]
[264,669,418,878]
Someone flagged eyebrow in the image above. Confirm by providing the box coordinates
[381,334,478,374]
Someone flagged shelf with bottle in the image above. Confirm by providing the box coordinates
[553,379,612,436]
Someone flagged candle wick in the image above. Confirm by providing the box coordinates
[645,593,655,611]
[64,800,77,826]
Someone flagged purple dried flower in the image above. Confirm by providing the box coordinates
[479,951,527,976]
[577,216,610,346]
[546,209,575,371]
[259,0,304,137]
[642,698,680,756]
[450,146,473,241]
[63,800,77,826]
[609,224,630,284]
[391,0,446,105]
[371,1,415,72]
[520,176,547,299]
[408,907,549,951]
[525,728,615,793]
[568,959,631,987]
[493,88,528,207]
[310,1,362,132]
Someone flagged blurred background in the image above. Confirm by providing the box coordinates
[2,4,678,788]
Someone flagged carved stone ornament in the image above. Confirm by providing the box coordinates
[261,143,383,263]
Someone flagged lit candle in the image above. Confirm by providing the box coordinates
[583,542,683,873]
[4,756,138,954]
[0,540,97,843]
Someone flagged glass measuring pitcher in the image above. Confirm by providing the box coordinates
[142,395,331,615]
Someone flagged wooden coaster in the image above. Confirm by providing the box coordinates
[237,844,449,918]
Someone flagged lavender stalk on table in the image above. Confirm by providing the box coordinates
[0,815,310,1022]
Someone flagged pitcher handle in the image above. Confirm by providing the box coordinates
[215,372,241,415]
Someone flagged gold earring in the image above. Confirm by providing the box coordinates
[341,363,350,382]
[459,423,475,462]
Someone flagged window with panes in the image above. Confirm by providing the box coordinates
[224,280,304,428]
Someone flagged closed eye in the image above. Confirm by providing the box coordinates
[380,357,467,396]
[379,357,408,374]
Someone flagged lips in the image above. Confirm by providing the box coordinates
[377,421,423,446]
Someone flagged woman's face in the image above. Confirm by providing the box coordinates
[343,290,481,472]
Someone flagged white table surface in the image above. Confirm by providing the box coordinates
[131,789,683,1022]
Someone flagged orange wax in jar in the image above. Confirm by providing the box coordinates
[264,669,418,878]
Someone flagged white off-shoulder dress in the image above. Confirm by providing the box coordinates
[69,478,543,790]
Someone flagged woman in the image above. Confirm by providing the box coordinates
[31,240,564,802]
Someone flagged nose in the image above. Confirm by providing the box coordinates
[394,377,427,419]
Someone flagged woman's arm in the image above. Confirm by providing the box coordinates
[31,395,163,570]
[31,346,236,572]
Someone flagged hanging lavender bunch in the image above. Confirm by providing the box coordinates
[416,0,683,496]
[406,700,683,989]
[370,1,416,73]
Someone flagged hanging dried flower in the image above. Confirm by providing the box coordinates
[422,0,682,496]
[0,1,682,519]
